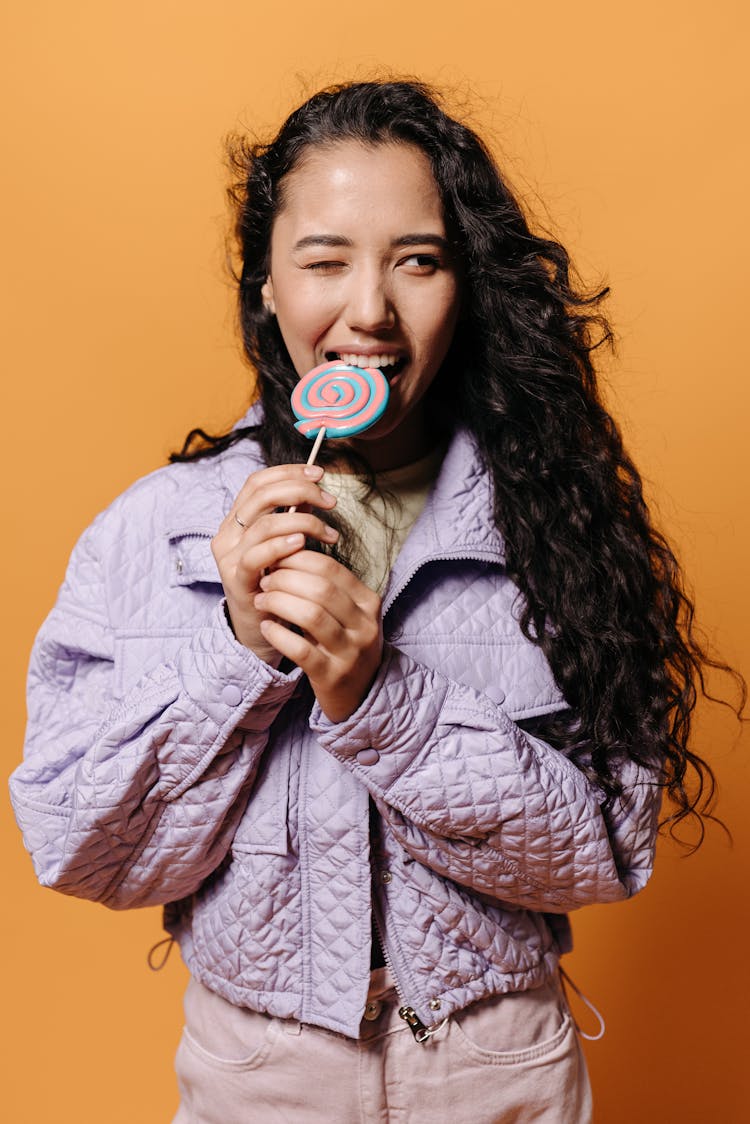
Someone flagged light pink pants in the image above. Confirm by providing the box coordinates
[173,969,592,1123]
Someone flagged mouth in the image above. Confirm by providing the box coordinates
[324,351,407,382]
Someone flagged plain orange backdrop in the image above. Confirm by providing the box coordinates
[3,3,748,1121]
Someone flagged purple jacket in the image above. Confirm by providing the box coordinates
[10,413,660,1037]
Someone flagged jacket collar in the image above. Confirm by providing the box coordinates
[400,426,504,559]
[381,427,505,610]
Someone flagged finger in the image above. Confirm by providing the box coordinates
[237,511,339,549]
[271,549,347,576]
[234,462,324,498]
[235,478,337,520]
[258,617,327,673]
[215,511,339,561]
[228,467,336,525]
[253,589,347,649]
[257,568,363,629]
[227,464,321,523]
[233,532,306,577]
[272,550,381,612]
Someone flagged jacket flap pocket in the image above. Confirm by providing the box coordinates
[114,631,195,699]
[232,743,290,857]
[167,532,221,587]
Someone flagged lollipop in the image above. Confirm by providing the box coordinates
[291,361,390,467]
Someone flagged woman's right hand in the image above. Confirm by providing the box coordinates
[211,463,338,663]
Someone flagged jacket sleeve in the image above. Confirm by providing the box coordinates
[308,643,662,913]
[9,520,301,910]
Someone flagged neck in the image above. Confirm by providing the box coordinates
[346,408,446,472]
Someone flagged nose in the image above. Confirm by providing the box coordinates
[344,267,395,333]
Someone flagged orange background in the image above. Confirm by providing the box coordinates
[3,3,748,1121]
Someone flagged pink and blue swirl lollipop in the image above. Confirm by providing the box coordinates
[290,361,390,466]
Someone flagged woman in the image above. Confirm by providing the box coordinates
[10,80,734,1122]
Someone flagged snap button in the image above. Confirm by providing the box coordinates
[175,558,184,574]
[363,1000,382,1021]
[429,998,442,1011]
[381,871,392,884]
[356,748,380,766]
[221,684,243,707]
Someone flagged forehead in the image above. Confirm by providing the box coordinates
[273,141,445,237]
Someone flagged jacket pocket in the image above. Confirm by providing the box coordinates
[231,740,290,857]
[113,630,195,699]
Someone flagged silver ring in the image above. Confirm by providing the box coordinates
[234,514,247,529]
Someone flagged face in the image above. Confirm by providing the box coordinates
[263,141,463,470]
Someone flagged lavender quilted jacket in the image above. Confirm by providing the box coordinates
[10,414,660,1037]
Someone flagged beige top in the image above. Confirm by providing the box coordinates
[322,445,445,595]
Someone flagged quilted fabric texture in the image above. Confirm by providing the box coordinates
[9,414,661,1037]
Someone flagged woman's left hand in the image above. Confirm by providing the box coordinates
[253,550,383,723]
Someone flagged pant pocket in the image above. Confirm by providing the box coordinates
[174,1011,284,1124]
[449,977,574,1066]
[180,977,282,1070]
[178,1021,279,1073]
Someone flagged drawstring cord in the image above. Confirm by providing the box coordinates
[419,1016,449,1043]
[147,936,176,971]
[559,966,606,1042]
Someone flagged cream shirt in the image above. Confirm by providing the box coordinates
[322,445,446,595]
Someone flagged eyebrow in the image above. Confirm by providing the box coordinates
[392,234,451,251]
[292,234,353,251]
[292,232,451,252]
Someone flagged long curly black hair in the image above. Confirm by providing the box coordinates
[173,79,744,842]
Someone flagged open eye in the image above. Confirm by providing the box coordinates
[400,253,441,273]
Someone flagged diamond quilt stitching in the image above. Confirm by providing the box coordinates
[10,423,662,1038]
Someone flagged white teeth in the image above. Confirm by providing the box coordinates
[336,353,401,369]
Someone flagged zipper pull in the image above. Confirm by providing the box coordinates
[398,1005,430,1044]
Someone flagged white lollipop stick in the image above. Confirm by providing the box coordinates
[304,426,326,468]
[288,427,326,514]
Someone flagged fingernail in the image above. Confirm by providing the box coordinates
[286,533,304,544]
[303,466,324,478]
[324,525,339,541]
[320,490,336,503]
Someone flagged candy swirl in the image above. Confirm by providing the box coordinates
[291,362,390,439]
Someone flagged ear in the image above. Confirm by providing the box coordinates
[260,278,276,315]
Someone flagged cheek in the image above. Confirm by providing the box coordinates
[421,291,462,353]
[279,287,338,342]
[274,307,327,366]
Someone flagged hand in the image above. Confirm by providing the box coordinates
[252,549,383,722]
[211,464,339,663]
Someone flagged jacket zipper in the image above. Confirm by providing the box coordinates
[371,552,503,1043]
[398,1004,434,1044]
[371,911,435,1042]
[382,548,504,619]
